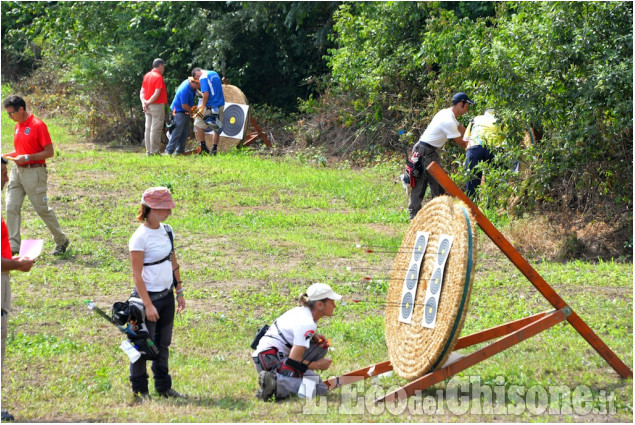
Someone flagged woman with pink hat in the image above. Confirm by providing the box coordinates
[127,186,186,402]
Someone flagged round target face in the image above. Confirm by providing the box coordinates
[401,292,414,319]
[424,297,437,324]
[405,263,419,290]
[221,104,245,137]
[437,238,450,265]
[412,234,427,262]
[430,267,442,295]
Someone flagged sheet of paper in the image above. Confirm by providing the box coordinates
[18,239,44,259]
[298,376,318,399]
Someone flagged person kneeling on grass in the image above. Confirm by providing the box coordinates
[251,283,340,401]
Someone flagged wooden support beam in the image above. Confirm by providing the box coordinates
[248,116,272,147]
[455,310,553,350]
[377,308,568,404]
[426,161,633,379]
[325,361,393,390]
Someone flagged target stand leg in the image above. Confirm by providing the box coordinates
[325,361,393,391]
[375,307,570,404]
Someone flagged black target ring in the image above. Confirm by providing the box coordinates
[401,292,414,320]
[430,267,442,295]
[412,234,427,262]
[221,104,245,137]
[424,297,437,324]
[405,263,419,291]
[437,238,450,265]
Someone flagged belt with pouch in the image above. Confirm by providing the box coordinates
[131,286,173,302]
[419,142,439,150]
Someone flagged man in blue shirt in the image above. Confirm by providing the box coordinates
[165,76,200,155]
[192,68,225,155]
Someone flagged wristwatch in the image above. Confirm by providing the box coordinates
[24,154,30,163]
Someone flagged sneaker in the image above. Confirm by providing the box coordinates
[158,388,187,399]
[133,392,151,404]
[211,145,218,156]
[1,410,14,422]
[257,370,277,402]
[52,239,70,256]
[199,144,210,154]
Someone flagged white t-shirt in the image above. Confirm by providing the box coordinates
[128,223,174,292]
[419,107,461,148]
[253,306,317,357]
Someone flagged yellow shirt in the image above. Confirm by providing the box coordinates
[464,113,503,149]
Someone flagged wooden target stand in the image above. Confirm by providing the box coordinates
[326,161,633,404]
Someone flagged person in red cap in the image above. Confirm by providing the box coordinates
[407,92,474,219]
[1,157,35,422]
[127,186,186,402]
[252,282,341,401]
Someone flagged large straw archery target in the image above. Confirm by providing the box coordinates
[385,196,477,381]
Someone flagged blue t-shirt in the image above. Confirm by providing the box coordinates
[200,70,225,108]
[170,79,196,113]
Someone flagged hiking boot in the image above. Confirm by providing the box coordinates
[257,370,277,402]
[52,239,70,256]
[133,392,151,404]
[158,388,187,399]
[211,144,218,156]
[1,410,14,422]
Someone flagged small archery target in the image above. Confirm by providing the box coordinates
[405,263,419,291]
[429,267,442,295]
[412,234,427,263]
[437,238,451,266]
[220,102,249,139]
[424,297,437,325]
[401,292,414,320]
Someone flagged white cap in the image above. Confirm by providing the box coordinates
[306,283,342,302]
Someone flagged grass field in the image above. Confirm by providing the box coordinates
[1,112,632,422]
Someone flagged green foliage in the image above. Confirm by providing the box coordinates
[325,1,633,217]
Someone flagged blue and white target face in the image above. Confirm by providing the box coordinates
[401,292,414,320]
[405,263,419,291]
[437,238,451,266]
[412,234,427,263]
[429,267,442,295]
[424,296,437,325]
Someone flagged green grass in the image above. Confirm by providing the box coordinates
[1,112,632,422]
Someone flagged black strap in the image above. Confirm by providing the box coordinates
[143,225,174,266]
[273,321,293,349]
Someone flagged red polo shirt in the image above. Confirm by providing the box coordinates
[142,69,168,104]
[1,216,12,260]
[13,114,52,165]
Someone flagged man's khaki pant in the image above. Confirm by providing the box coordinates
[1,273,11,370]
[144,103,166,154]
[5,165,67,253]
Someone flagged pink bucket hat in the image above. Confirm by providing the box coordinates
[141,187,175,209]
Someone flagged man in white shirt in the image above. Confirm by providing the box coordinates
[408,92,474,219]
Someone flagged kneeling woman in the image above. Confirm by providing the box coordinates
[252,283,341,401]
[128,187,186,401]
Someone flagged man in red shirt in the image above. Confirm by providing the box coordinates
[139,58,168,155]
[1,157,35,422]
[2,95,70,256]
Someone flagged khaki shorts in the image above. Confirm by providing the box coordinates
[194,105,224,133]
